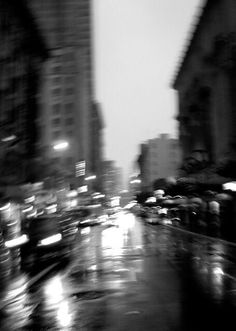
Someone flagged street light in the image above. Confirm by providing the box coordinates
[1,135,17,142]
[85,175,97,181]
[53,141,69,151]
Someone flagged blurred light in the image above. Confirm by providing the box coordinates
[145,197,156,203]
[88,203,102,208]
[38,233,62,246]
[85,175,96,181]
[22,205,33,213]
[124,201,137,209]
[46,204,57,214]
[37,210,44,216]
[67,190,78,198]
[92,194,105,199]
[26,210,37,218]
[5,275,28,300]
[213,266,224,276]
[154,189,165,196]
[70,199,77,208]
[44,276,63,305]
[130,179,141,184]
[80,219,92,225]
[0,202,11,211]
[1,135,17,142]
[57,301,72,328]
[81,227,91,235]
[88,264,97,271]
[77,185,88,193]
[102,227,124,256]
[24,196,35,204]
[53,141,69,151]
[223,182,236,192]
[5,235,29,248]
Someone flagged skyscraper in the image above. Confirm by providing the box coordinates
[0,0,47,186]
[28,0,95,187]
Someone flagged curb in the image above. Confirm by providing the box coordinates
[154,221,236,248]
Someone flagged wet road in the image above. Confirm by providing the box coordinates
[1,211,236,330]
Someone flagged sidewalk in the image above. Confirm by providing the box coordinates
[155,219,236,248]
[0,259,59,311]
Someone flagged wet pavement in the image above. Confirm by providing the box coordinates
[1,211,236,330]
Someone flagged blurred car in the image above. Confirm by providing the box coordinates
[21,214,70,266]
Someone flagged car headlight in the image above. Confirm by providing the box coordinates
[38,233,62,246]
[5,234,29,248]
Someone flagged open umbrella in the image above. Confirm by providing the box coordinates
[189,197,203,205]
[216,193,232,201]
[162,199,174,206]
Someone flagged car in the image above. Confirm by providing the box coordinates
[21,214,70,267]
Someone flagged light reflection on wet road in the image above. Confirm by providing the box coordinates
[1,212,236,330]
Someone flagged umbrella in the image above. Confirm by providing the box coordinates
[162,199,174,206]
[190,197,203,205]
[216,193,232,201]
[174,197,188,205]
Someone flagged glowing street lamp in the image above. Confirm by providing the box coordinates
[1,135,17,142]
[85,175,96,181]
[53,141,69,151]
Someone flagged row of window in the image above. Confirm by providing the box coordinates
[51,117,74,126]
[51,87,74,96]
[52,157,74,166]
[52,103,74,115]
[52,76,75,85]
[52,130,74,140]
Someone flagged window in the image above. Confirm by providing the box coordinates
[51,65,62,75]
[65,103,73,114]
[52,117,61,126]
[65,87,74,95]
[52,88,61,96]
[65,76,75,85]
[66,157,73,165]
[65,117,73,126]
[52,104,60,115]
[66,130,73,137]
[52,131,61,139]
[52,76,61,85]
[63,53,74,62]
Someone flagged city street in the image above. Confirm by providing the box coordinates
[1,212,236,330]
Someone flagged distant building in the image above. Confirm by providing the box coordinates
[90,102,105,192]
[101,161,123,198]
[173,0,236,178]
[137,134,181,191]
[0,0,47,185]
[29,0,95,186]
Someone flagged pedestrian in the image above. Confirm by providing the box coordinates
[205,191,221,237]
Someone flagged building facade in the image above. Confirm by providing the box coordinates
[28,0,95,187]
[138,134,181,191]
[90,102,105,192]
[173,0,236,178]
[101,161,123,198]
[0,0,47,186]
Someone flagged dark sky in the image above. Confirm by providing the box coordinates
[93,0,202,185]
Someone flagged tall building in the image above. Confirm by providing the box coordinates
[172,0,236,179]
[0,0,47,186]
[137,134,181,191]
[28,0,95,187]
[90,102,105,192]
[101,161,123,198]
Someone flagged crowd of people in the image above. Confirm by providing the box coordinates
[141,189,236,241]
